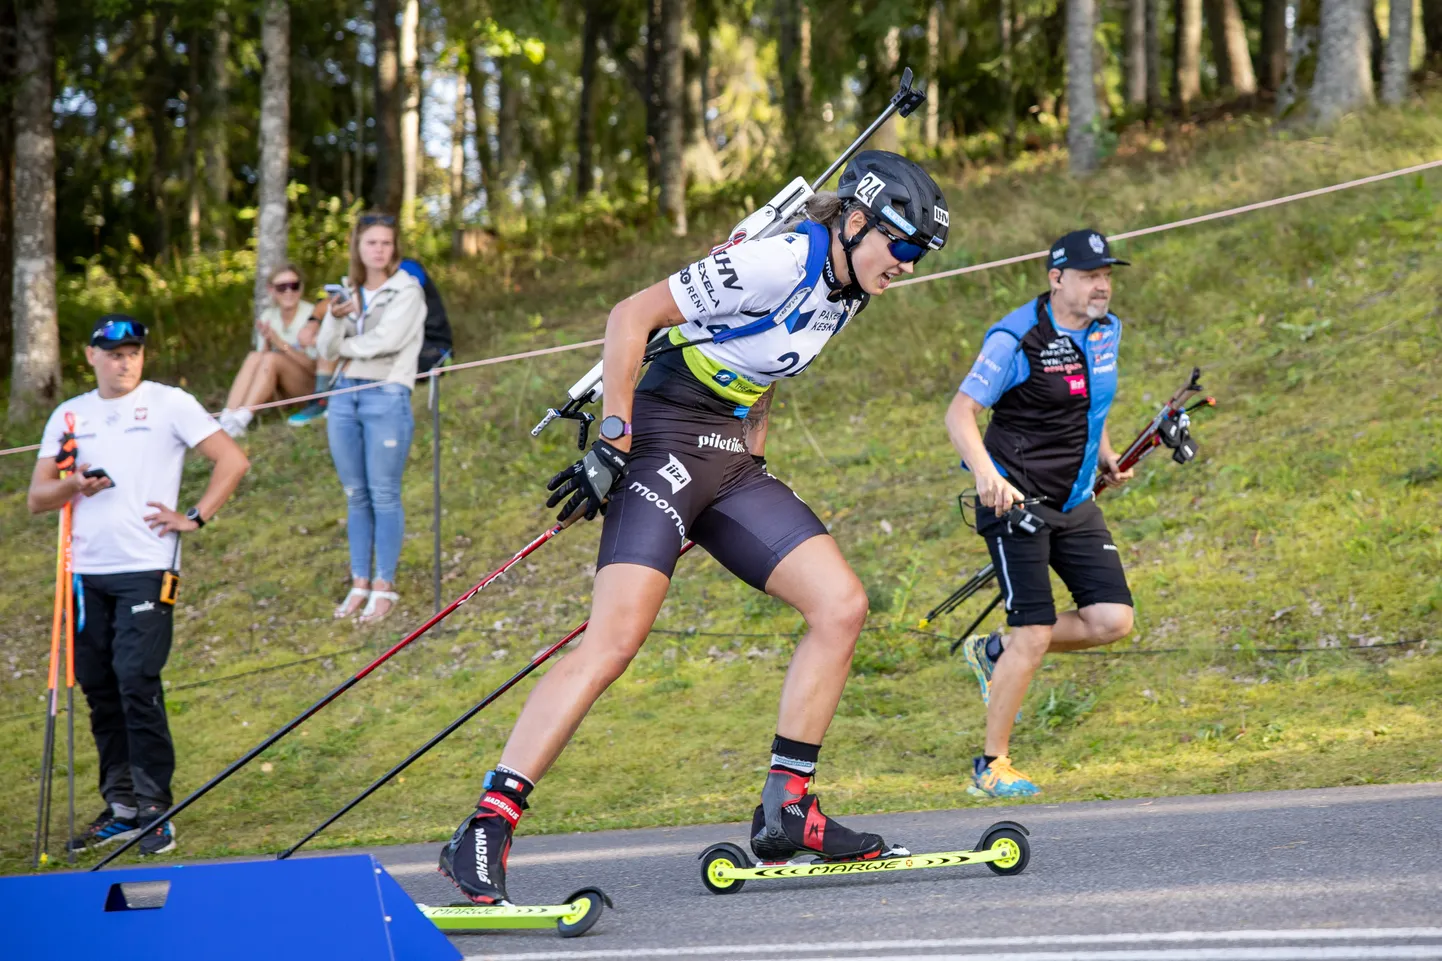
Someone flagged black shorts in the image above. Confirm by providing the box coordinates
[974,498,1133,627]
[597,394,828,591]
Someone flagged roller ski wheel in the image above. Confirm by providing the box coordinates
[418,887,612,937]
[979,820,1031,876]
[699,842,753,895]
[696,820,1032,893]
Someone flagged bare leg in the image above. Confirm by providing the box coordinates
[225,352,265,410]
[239,353,282,410]
[763,536,869,743]
[984,604,1133,756]
[497,563,671,783]
[271,349,315,399]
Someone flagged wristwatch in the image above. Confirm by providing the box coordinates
[185,507,207,529]
[598,415,632,442]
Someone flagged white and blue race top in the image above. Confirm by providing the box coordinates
[647,221,865,417]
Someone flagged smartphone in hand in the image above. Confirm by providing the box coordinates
[324,283,351,304]
[82,467,115,489]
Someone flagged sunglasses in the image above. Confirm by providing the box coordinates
[358,213,397,227]
[271,281,302,293]
[90,318,147,345]
[874,223,929,264]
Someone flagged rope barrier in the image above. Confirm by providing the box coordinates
[3,156,1439,461]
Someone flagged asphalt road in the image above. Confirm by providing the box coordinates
[352,781,1442,960]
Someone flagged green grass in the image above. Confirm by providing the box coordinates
[2,100,1441,874]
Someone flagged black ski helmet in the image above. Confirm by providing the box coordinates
[835,150,949,252]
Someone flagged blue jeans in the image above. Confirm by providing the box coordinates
[327,378,414,583]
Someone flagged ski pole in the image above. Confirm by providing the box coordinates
[278,538,700,860]
[65,560,78,865]
[94,520,574,870]
[31,501,68,867]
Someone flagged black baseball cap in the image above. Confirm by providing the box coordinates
[1047,229,1130,272]
[90,314,148,349]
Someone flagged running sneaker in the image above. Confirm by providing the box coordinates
[750,771,906,861]
[970,755,1041,798]
[66,807,141,852]
[438,810,514,904]
[287,402,327,426]
[962,631,1001,704]
[136,807,177,855]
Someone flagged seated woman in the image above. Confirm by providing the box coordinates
[218,263,318,437]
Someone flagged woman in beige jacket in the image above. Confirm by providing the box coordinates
[318,212,427,624]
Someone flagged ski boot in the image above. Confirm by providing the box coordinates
[749,769,907,862]
[438,778,528,904]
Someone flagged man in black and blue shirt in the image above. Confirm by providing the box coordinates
[944,229,1137,797]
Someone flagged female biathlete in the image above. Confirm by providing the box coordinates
[439,152,950,904]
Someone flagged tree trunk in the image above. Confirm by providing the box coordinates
[577,0,603,196]
[683,21,722,183]
[1000,0,1016,152]
[399,0,420,226]
[925,2,941,144]
[350,69,364,202]
[1174,0,1203,112]
[372,0,402,211]
[1067,0,1100,174]
[1206,0,1259,96]
[496,55,521,215]
[645,0,663,196]
[1369,3,1385,82]
[1310,0,1375,123]
[8,0,58,425]
[1382,0,1414,103]
[658,0,686,235]
[874,26,902,152]
[1125,0,1148,104]
[206,10,231,249]
[778,0,815,160]
[1424,0,1442,63]
[1145,0,1164,114]
[450,68,466,219]
[468,56,493,206]
[184,27,202,256]
[144,12,172,257]
[253,0,290,323]
[0,0,16,371]
[1259,0,1289,93]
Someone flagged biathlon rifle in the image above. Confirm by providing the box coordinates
[530,68,930,450]
[918,368,1216,639]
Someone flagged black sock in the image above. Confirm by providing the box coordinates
[770,734,820,778]
[985,631,1005,662]
[983,754,999,767]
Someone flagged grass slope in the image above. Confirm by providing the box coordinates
[1,103,1440,874]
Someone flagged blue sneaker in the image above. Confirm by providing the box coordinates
[969,755,1042,798]
[137,806,177,856]
[962,631,1000,705]
[67,807,141,852]
[287,402,327,426]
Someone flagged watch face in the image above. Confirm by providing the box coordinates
[600,415,627,440]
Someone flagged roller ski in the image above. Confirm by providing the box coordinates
[417,889,611,939]
[434,776,611,937]
[700,819,1031,894]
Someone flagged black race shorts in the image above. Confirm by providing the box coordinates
[974,497,1133,627]
[597,394,828,591]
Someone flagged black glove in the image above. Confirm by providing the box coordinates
[55,432,77,475]
[546,439,630,522]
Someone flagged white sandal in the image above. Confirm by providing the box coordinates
[359,590,399,624]
[334,587,370,619]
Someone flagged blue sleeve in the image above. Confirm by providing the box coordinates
[959,331,1026,408]
[397,259,428,285]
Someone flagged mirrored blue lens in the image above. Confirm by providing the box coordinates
[887,239,928,263]
[94,320,144,342]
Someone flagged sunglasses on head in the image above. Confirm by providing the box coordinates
[358,213,397,228]
[90,318,147,346]
[271,281,302,293]
[874,223,929,264]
